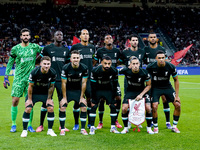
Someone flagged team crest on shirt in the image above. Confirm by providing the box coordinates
[138,54,141,59]
[64,51,66,56]
[109,76,112,79]
[90,49,92,53]
[165,71,168,76]
[138,78,141,82]
[61,70,65,76]
[30,49,33,54]
[114,53,117,57]
[48,78,51,81]
[79,73,82,77]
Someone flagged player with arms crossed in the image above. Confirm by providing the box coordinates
[60,50,89,135]
[119,56,154,134]
[93,34,122,129]
[36,30,70,132]
[144,32,172,129]
[89,56,120,135]
[146,51,181,133]
[3,28,43,133]
[70,29,95,130]
[21,56,57,137]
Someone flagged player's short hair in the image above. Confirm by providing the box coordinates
[54,30,63,36]
[148,32,157,37]
[102,56,112,61]
[129,56,140,63]
[129,34,138,40]
[80,29,89,35]
[104,34,112,39]
[71,50,80,55]
[20,28,31,35]
[40,56,51,62]
[156,50,165,56]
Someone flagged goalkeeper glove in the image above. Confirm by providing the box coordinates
[3,75,10,89]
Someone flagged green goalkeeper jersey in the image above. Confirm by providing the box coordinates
[5,43,43,81]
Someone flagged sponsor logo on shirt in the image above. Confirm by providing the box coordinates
[21,57,34,63]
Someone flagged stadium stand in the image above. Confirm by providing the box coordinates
[0,2,199,66]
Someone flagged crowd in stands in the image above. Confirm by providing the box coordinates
[0,3,199,66]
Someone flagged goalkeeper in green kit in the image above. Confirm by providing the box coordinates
[3,28,43,132]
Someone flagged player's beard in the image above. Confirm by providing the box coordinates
[103,66,110,71]
[131,45,137,49]
[57,40,62,44]
[107,43,112,47]
[22,39,29,44]
[82,39,88,43]
[149,42,156,46]
[132,68,139,73]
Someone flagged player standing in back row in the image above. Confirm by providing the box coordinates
[144,32,172,129]
[3,28,43,133]
[70,29,95,130]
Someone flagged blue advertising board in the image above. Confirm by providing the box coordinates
[1,66,200,76]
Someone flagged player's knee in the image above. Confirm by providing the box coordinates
[60,107,66,112]
[122,104,128,114]
[47,106,54,113]
[145,104,151,113]
[12,97,20,106]
[25,107,32,113]
[152,103,158,112]
[80,106,87,112]
[174,102,181,111]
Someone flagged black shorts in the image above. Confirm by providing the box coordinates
[85,80,92,98]
[25,94,51,106]
[54,81,62,101]
[115,82,121,97]
[151,87,175,103]
[123,91,150,104]
[92,90,116,105]
[67,90,81,103]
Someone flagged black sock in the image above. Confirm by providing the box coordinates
[87,107,91,125]
[47,112,54,129]
[146,112,153,127]
[40,106,47,126]
[80,111,87,129]
[22,111,30,130]
[99,100,105,123]
[116,100,121,120]
[163,102,170,122]
[73,108,80,125]
[122,113,128,127]
[153,117,158,128]
[173,115,180,125]
[59,110,66,129]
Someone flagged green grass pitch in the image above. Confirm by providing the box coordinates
[0,75,200,150]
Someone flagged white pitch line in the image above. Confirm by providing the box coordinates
[180,82,200,85]
[181,88,200,89]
